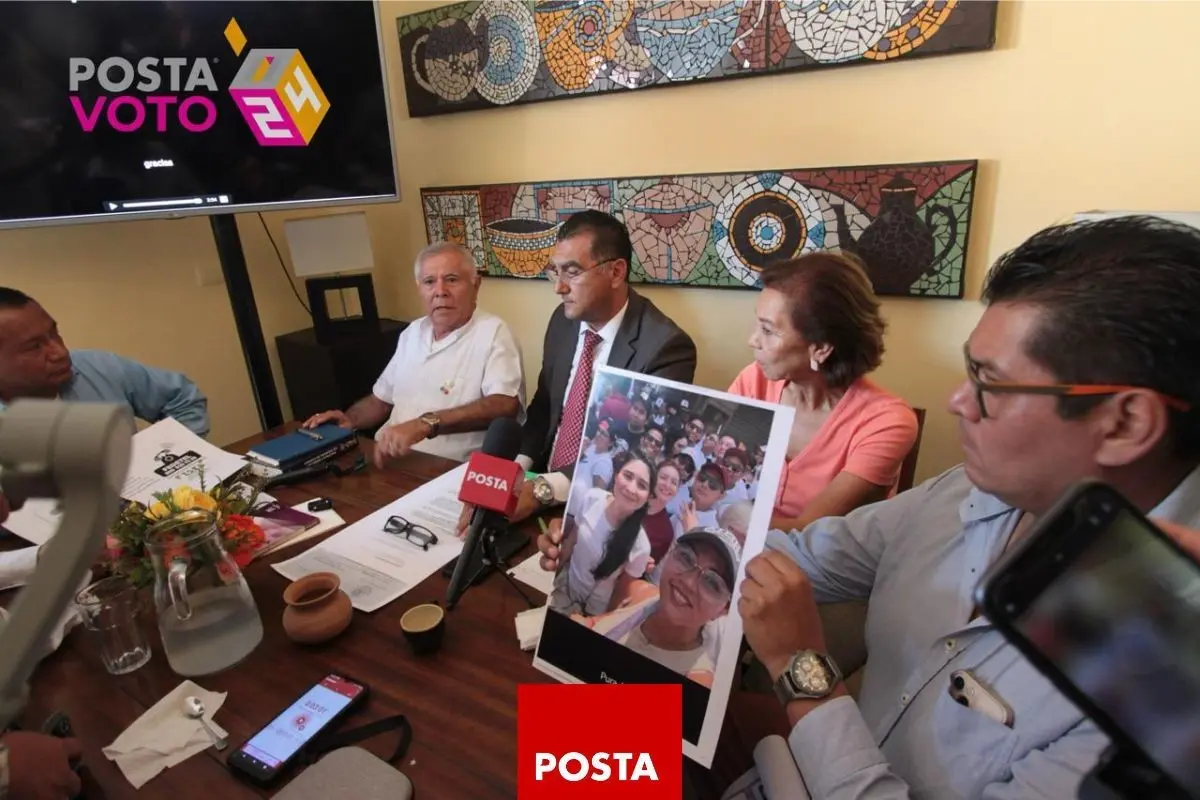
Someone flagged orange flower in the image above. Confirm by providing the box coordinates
[221,515,266,568]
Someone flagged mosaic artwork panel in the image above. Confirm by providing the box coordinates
[420,160,979,298]
[397,0,998,117]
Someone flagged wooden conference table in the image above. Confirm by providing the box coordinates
[5,426,556,799]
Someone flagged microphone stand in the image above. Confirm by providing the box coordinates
[479,527,538,610]
[447,516,539,610]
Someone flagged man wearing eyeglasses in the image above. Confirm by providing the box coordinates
[460,210,696,533]
[696,216,1200,800]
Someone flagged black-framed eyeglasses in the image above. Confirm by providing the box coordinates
[542,257,619,285]
[963,344,1192,420]
[384,515,438,550]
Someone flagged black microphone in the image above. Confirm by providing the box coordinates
[446,417,524,609]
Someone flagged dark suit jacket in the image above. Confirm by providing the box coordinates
[520,290,697,474]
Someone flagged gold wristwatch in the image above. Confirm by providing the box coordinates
[418,412,441,439]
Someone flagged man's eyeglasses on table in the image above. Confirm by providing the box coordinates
[384,515,438,550]
[963,344,1192,419]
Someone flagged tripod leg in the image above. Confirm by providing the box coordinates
[482,531,539,609]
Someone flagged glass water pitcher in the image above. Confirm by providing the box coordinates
[146,509,264,676]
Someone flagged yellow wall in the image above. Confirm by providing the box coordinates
[3,1,1197,483]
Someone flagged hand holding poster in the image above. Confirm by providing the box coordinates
[532,366,794,768]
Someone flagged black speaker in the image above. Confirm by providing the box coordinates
[276,318,407,428]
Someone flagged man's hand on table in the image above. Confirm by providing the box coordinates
[4,731,82,800]
[302,410,351,429]
[454,479,540,538]
[373,420,428,469]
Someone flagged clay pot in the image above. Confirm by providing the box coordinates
[282,572,353,645]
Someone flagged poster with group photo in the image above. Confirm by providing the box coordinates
[532,366,795,768]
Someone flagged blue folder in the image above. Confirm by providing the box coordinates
[246,423,356,468]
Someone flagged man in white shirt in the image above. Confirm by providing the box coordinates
[303,243,525,464]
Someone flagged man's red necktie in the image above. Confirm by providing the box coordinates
[549,329,603,471]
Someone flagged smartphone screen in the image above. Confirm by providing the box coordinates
[235,675,364,773]
[1011,507,1200,794]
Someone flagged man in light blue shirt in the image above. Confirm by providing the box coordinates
[0,287,209,437]
[727,215,1200,799]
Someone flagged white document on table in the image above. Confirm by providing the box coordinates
[1,499,63,546]
[3,427,248,545]
[508,553,554,596]
[121,418,248,505]
[272,464,468,612]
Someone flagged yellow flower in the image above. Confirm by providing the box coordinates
[171,485,218,512]
[191,492,218,512]
[143,485,218,521]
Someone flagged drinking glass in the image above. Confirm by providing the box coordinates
[75,576,152,675]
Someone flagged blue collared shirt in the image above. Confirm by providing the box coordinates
[0,349,209,438]
[767,464,1200,799]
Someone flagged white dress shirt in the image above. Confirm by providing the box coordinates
[372,310,525,461]
[0,547,39,592]
[0,545,84,658]
[518,301,629,501]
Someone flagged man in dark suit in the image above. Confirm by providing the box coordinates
[458,209,696,532]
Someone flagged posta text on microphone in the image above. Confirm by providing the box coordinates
[518,684,682,798]
[458,452,524,517]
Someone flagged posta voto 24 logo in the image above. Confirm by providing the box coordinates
[68,18,329,146]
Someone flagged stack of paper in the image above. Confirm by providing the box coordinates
[516,605,546,651]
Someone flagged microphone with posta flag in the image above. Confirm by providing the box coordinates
[446,417,538,609]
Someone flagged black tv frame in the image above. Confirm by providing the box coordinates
[0,0,401,432]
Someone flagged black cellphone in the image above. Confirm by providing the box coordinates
[974,480,1200,798]
[308,498,333,512]
[227,673,369,787]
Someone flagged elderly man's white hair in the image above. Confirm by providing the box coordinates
[412,241,479,280]
[717,499,753,537]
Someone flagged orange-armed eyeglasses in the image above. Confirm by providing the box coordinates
[963,345,1192,419]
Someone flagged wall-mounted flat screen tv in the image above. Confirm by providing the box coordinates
[0,0,400,229]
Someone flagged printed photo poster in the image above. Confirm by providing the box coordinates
[532,366,795,767]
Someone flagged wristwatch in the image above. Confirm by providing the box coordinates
[418,412,441,439]
[773,649,842,705]
[530,476,554,506]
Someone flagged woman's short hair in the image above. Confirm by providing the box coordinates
[760,252,886,389]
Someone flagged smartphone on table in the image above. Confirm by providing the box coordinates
[227,673,369,787]
[974,480,1200,798]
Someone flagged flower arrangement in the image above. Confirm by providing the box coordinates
[104,473,267,590]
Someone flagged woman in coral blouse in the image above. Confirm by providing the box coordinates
[729,252,919,531]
